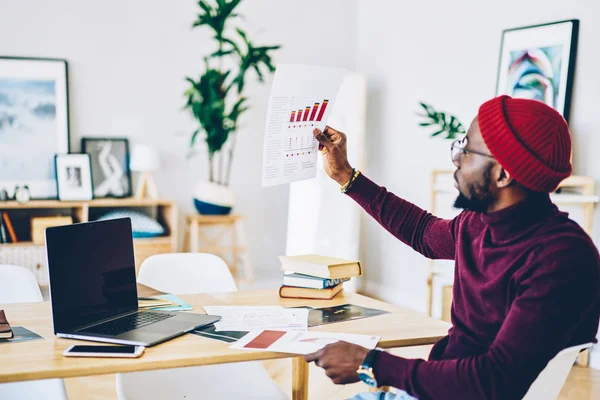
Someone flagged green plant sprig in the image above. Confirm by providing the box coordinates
[416,101,466,140]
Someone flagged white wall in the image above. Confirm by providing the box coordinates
[355,0,600,312]
[0,0,357,281]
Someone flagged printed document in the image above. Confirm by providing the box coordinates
[203,306,309,332]
[262,64,345,187]
[230,329,380,355]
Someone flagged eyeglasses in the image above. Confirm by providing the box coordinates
[451,137,495,165]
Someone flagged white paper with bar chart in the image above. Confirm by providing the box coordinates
[262,64,345,187]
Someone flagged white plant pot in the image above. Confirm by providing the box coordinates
[193,181,235,215]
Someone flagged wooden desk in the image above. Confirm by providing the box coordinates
[0,290,450,400]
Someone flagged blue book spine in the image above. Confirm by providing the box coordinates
[283,273,350,289]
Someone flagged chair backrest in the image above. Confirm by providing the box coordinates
[0,265,68,400]
[137,253,238,294]
[522,342,593,400]
[0,265,43,304]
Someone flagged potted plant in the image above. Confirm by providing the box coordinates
[184,0,280,214]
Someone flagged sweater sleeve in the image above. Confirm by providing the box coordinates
[372,239,600,400]
[347,173,457,260]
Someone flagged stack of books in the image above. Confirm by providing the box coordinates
[278,255,362,300]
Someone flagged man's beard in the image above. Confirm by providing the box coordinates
[453,164,494,213]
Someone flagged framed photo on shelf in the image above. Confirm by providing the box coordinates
[495,19,579,122]
[54,154,93,201]
[81,137,132,198]
[0,57,70,199]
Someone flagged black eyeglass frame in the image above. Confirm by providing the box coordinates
[451,137,495,163]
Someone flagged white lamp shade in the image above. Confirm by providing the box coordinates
[130,144,160,172]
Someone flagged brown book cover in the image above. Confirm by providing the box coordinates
[279,283,344,300]
[2,212,17,243]
[0,309,14,339]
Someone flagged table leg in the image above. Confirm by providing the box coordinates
[190,220,199,253]
[292,356,309,400]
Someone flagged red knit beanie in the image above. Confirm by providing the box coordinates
[478,95,572,193]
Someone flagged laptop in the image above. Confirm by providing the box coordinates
[45,217,220,347]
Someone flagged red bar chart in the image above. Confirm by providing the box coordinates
[288,99,329,123]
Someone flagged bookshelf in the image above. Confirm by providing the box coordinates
[0,198,178,286]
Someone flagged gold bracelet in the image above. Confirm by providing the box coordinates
[341,169,361,193]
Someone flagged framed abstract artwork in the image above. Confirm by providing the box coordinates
[0,57,70,199]
[54,153,93,201]
[495,20,579,122]
[81,137,132,198]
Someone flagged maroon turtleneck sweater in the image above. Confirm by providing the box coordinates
[347,174,600,400]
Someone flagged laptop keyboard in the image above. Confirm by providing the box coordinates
[80,312,175,337]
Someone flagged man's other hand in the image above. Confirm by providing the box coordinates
[305,341,370,385]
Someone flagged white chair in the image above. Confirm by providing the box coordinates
[0,265,68,400]
[522,342,593,400]
[116,253,288,400]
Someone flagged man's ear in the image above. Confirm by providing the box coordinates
[496,166,514,188]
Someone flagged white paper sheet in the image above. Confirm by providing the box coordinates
[229,329,380,355]
[203,306,309,332]
[261,64,345,187]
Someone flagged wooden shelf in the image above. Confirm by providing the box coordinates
[0,198,174,209]
[0,198,179,282]
[432,185,599,204]
[0,241,35,248]
[0,236,172,248]
[186,214,241,223]
[133,236,173,245]
[550,194,600,204]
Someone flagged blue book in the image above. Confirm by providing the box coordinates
[282,273,350,289]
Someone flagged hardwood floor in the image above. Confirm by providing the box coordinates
[64,345,599,399]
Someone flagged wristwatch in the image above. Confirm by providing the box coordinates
[357,349,381,387]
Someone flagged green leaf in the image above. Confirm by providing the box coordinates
[253,64,264,81]
[419,122,434,126]
[236,27,248,42]
[210,49,235,57]
[431,130,445,137]
[190,129,201,147]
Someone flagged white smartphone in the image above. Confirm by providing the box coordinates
[63,345,145,358]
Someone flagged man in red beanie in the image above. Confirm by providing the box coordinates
[305,95,600,400]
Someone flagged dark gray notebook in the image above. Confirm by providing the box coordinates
[306,304,389,327]
[0,326,44,344]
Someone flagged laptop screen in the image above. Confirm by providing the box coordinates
[46,218,138,333]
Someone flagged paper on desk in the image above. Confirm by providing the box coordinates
[203,306,309,332]
[261,64,345,187]
[229,329,380,355]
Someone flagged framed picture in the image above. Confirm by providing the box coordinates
[81,138,132,198]
[54,154,93,201]
[496,19,579,122]
[0,57,70,199]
